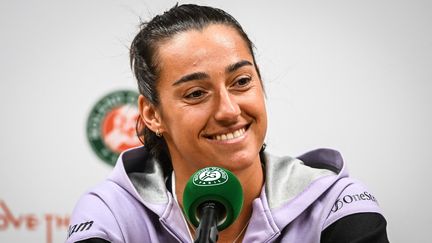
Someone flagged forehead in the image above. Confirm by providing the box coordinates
[155,24,253,79]
[159,24,248,51]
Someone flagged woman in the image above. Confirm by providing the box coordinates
[67,4,389,243]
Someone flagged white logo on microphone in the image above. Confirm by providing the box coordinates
[193,167,228,186]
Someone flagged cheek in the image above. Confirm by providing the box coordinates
[244,89,267,115]
[244,89,268,134]
[163,106,209,140]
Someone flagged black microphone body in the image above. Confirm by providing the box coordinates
[194,202,219,243]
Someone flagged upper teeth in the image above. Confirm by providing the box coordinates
[213,128,246,141]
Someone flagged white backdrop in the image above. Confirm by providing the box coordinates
[1,0,431,242]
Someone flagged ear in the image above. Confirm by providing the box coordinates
[138,95,164,133]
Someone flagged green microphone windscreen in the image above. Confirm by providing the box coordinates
[182,167,244,231]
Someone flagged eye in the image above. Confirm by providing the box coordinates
[185,89,206,99]
[233,76,252,89]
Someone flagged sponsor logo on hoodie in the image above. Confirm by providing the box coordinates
[331,191,378,213]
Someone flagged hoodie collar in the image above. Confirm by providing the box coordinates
[108,147,347,240]
[108,146,169,215]
[264,148,348,229]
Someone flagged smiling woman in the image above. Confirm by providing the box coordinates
[150,24,267,175]
[66,4,389,243]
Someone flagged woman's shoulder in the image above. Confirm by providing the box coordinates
[66,179,159,243]
[66,181,125,242]
[262,148,385,240]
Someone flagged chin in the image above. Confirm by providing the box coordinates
[216,153,258,172]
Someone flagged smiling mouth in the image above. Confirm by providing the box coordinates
[210,127,247,141]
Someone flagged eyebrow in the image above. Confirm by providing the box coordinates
[172,72,209,86]
[225,60,253,73]
[172,60,253,86]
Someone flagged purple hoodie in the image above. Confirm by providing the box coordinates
[66,147,382,242]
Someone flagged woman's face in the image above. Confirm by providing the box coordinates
[152,24,267,174]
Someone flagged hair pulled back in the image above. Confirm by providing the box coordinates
[130,4,261,170]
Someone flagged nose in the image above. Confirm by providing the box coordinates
[213,89,241,124]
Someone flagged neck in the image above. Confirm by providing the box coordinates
[219,161,263,242]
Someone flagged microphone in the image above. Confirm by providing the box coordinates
[183,167,244,243]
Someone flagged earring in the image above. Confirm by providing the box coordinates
[155,129,162,137]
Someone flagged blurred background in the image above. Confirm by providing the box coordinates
[1,0,431,242]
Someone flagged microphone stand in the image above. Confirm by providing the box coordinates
[194,202,219,243]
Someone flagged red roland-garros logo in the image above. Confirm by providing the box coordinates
[87,90,141,166]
